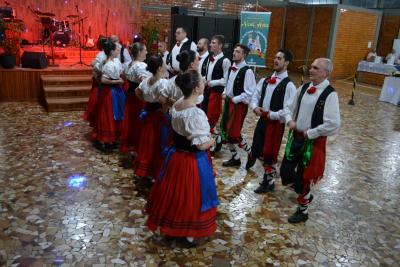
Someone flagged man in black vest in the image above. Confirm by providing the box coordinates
[220,44,256,167]
[197,38,209,76]
[202,35,231,145]
[167,27,197,77]
[246,49,297,194]
[281,58,341,223]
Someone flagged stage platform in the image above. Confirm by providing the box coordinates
[0,46,95,102]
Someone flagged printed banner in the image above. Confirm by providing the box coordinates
[239,11,271,67]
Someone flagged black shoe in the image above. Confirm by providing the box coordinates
[177,237,197,248]
[222,157,241,167]
[93,140,106,152]
[254,181,275,194]
[254,173,275,193]
[288,207,309,224]
[245,154,256,170]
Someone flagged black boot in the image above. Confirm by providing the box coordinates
[245,154,257,170]
[93,140,106,152]
[222,157,241,167]
[254,173,275,193]
[288,207,309,224]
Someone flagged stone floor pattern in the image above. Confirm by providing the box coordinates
[0,79,399,266]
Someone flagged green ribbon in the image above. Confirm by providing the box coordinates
[284,130,314,166]
[219,98,236,142]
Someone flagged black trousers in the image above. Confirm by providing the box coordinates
[280,137,309,195]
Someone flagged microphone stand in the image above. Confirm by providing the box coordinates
[70,4,89,66]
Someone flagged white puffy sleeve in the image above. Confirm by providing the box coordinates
[101,62,121,80]
[185,108,211,145]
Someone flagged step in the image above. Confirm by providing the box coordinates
[41,75,92,86]
[44,85,92,98]
[46,97,88,112]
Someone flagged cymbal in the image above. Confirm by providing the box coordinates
[66,14,78,18]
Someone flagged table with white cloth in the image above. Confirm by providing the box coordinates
[379,77,400,106]
[357,61,399,86]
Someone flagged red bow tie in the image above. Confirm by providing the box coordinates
[176,41,181,47]
[267,77,277,84]
[307,86,317,94]
[209,56,215,62]
[231,66,238,71]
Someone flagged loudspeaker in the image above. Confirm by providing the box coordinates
[21,52,48,69]
[171,6,188,16]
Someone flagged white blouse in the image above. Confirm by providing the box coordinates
[101,59,123,80]
[139,77,169,103]
[171,106,211,146]
[125,61,150,83]
[160,75,204,104]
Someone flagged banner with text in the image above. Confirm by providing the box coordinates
[239,11,271,68]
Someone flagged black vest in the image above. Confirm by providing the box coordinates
[206,56,226,93]
[166,39,192,66]
[201,55,209,77]
[172,130,199,152]
[259,77,291,112]
[295,82,335,128]
[120,46,125,64]
[229,66,250,97]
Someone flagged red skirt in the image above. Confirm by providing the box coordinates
[133,110,170,178]
[222,100,248,143]
[83,78,98,128]
[91,85,122,143]
[262,118,285,165]
[120,87,145,153]
[146,151,217,237]
[303,136,327,185]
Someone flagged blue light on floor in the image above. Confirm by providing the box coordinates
[68,174,87,189]
[63,121,74,127]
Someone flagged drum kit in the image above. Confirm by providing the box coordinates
[24,4,90,66]
[27,6,82,47]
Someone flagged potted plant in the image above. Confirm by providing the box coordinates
[0,17,25,68]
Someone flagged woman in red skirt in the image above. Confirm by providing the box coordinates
[120,43,150,165]
[83,38,107,127]
[146,70,218,248]
[133,55,169,179]
[92,40,126,152]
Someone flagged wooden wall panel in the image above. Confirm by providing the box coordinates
[309,7,334,62]
[377,16,400,57]
[332,10,379,79]
[0,68,92,102]
[284,7,312,73]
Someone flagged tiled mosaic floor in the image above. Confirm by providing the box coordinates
[0,79,399,266]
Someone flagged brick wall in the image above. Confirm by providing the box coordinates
[332,9,379,79]
[377,16,400,57]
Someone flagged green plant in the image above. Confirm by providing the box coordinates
[0,17,25,55]
[141,20,159,51]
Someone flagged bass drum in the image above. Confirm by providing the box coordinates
[54,31,70,47]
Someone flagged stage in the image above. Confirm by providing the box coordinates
[0,45,94,102]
